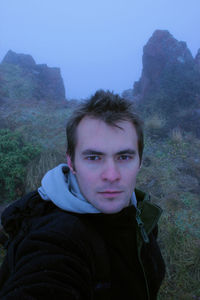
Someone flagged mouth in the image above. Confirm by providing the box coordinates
[98,191,123,198]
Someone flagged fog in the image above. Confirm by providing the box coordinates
[0,0,200,99]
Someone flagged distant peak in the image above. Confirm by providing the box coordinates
[2,50,36,68]
[152,29,172,38]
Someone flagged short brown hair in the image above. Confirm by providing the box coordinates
[66,90,144,163]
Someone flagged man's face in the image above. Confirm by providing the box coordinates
[67,117,140,214]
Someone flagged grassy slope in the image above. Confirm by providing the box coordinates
[0,98,70,148]
[137,133,200,299]
[0,100,200,298]
[0,98,74,195]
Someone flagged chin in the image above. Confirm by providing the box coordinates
[97,202,127,214]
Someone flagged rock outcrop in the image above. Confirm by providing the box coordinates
[133,30,200,137]
[121,88,134,101]
[2,50,36,68]
[0,50,66,101]
[133,30,196,100]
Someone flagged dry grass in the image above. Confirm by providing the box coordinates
[1,100,200,298]
[138,134,200,299]
[145,114,166,130]
[25,149,66,192]
[158,215,200,299]
[170,127,184,143]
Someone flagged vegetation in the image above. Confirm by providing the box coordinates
[137,58,200,298]
[0,95,199,298]
[145,114,166,130]
[137,131,200,299]
[25,150,65,192]
[0,129,41,201]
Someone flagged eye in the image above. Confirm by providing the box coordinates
[118,155,133,161]
[85,155,101,161]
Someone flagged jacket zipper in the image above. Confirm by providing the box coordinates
[136,208,149,243]
[136,207,150,300]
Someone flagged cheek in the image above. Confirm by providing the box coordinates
[76,171,97,200]
[76,167,97,189]
[76,160,99,178]
[124,167,140,183]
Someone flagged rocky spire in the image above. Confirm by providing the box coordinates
[133,30,194,99]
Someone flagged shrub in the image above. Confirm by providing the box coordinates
[0,129,41,202]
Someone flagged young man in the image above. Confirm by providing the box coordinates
[0,90,165,299]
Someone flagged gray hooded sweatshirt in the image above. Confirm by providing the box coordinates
[38,164,137,213]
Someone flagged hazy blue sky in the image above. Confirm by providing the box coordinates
[0,0,200,99]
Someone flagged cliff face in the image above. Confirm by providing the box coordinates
[133,30,200,137]
[0,50,66,101]
[134,30,194,97]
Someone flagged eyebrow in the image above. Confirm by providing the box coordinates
[82,149,136,156]
[116,149,136,155]
[82,150,104,156]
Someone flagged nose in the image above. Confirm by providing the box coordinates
[101,160,121,182]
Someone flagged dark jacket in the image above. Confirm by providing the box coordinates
[0,189,165,299]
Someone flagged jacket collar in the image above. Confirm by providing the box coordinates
[135,188,163,245]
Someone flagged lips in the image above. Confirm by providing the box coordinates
[98,191,122,198]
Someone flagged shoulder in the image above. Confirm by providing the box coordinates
[0,193,96,299]
[2,191,92,249]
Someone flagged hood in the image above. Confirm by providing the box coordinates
[38,164,137,214]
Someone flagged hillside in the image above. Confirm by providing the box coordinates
[0,31,200,298]
[130,30,200,299]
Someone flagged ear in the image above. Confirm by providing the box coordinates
[66,154,76,174]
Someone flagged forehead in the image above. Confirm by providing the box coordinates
[75,117,138,151]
